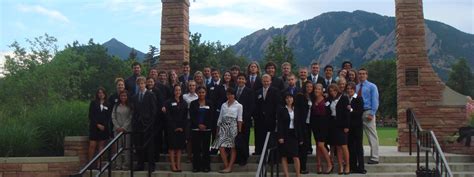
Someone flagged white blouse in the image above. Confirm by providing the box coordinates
[287,106,295,129]
[219,100,243,122]
[330,95,341,117]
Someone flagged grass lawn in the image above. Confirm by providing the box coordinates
[248,127,397,146]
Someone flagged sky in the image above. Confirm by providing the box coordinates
[1,0,473,70]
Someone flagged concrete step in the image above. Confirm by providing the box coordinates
[85,171,418,177]
[152,154,474,163]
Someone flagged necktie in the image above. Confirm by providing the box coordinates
[357,83,363,97]
[237,88,242,99]
[313,76,317,83]
[251,76,255,87]
[263,88,267,100]
[139,93,144,102]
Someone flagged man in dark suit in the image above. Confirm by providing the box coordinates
[178,61,193,92]
[322,65,336,93]
[235,73,255,166]
[254,74,281,155]
[282,74,300,98]
[132,77,158,171]
[296,67,310,89]
[308,62,325,85]
[207,68,226,153]
[280,62,292,90]
[265,62,285,91]
[125,62,142,96]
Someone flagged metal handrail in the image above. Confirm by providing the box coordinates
[407,109,453,177]
[256,132,279,177]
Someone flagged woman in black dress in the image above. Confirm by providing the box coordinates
[310,83,333,174]
[295,81,313,174]
[88,87,111,168]
[346,82,366,174]
[328,84,351,174]
[164,85,187,172]
[189,86,214,172]
[278,93,303,177]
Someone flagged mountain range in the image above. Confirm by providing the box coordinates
[102,38,145,61]
[232,10,474,81]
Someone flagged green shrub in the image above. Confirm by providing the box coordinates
[0,101,89,157]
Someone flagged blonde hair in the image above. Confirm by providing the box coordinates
[115,77,124,84]
[136,76,146,83]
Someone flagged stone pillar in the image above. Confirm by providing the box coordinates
[395,0,470,153]
[64,136,89,166]
[158,0,190,73]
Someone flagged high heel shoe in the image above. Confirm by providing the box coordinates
[324,166,334,174]
[316,165,323,174]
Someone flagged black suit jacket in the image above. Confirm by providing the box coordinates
[164,97,188,130]
[256,86,281,131]
[155,82,172,101]
[294,93,310,140]
[349,96,364,128]
[322,78,336,92]
[277,107,304,142]
[329,95,350,129]
[307,75,325,85]
[189,99,214,130]
[271,76,285,91]
[178,74,193,84]
[207,82,226,111]
[132,90,158,131]
[246,75,263,91]
[125,75,139,96]
[236,87,255,127]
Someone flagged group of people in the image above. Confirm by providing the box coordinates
[87,60,380,176]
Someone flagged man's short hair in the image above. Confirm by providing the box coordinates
[342,61,353,68]
[131,62,141,68]
[211,68,219,73]
[311,62,319,66]
[281,62,291,68]
[136,76,146,83]
[358,68,368,73]
[262,74,271,80]
[230,65,240,71]
[182,61,190,66]
[158,71,167,75]
[237,73,247,79]
[265,62,277,70]
[324,65,334,71]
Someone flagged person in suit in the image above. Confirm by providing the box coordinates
[310,83,333,174]
[357,68,380,164]
[212,88,243,173]
[346,82,366,174]
[277,93,303,177]
[182,80,198,162]
[111,90,132,170]
[158,70,168,85]
[203,67,212,85]
[265,62,285,91]
[207,70,227,154]
[88,87,111,169]
[131,77,158,171]
[294,80,313,174]
[328,84,351,174]
[145,77,166,163]
[296,81,314,174]
[164,84,187,172]
[254,74,281,154]
[281,74,300,98]
[125,62,142,96]
[280,62,292,89]
[246,61,263,91]
[322,65,336,93]
[178,61,192,86]
[296,67,310,89]
[151,70,171,101]
[189,86,214,172]
[308,62,325,85]
[234,73,255,166]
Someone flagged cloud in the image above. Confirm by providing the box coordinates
[0,51,13,77]
[95,0,162,16]
[17,4,70,23]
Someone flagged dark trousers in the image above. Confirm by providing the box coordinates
[348,125,364,171]
[298,143,308,171]
[134,128,155,169]
[154,118,167,160]
[192,130,211,170]
[236,122,251,163]
[304,123,313,153]
[254,116,265,154]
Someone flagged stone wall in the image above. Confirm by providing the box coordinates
[64,136,89,166]
[395,0,471,154]
[0,157,79,177]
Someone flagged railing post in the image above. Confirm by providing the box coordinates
[108,145,112,177]
[408,109,412,155]
[130,133,134,177]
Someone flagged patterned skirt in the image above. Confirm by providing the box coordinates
[212,116,238,149]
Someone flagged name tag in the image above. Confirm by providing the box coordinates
[172,102,177,106]
[325,102,330,106]
[200,105,210,109]
[258,94,262,99]
[210,87,215,90]
[308,101,312,106]
[114,99,118,103]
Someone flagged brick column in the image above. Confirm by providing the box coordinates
[64,136,89,166]
[158,0,190,73]
[395,0,469,153]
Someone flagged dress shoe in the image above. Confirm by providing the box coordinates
[203,168,210,172]
[301,170,309,174]
[252,152,261,155]
[367,160,379,164]
[192,169,200,173]
[239,160,247,166]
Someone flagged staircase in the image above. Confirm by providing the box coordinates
[84,146,474,177]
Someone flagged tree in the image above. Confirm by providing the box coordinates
[143,45,159,69]
[263,35,296,75]
[127,48,138,61]
[3,33,58,76]
[447,58,474,97]
[363,59,397,119]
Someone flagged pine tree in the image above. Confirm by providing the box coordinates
[447,58,474,97]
